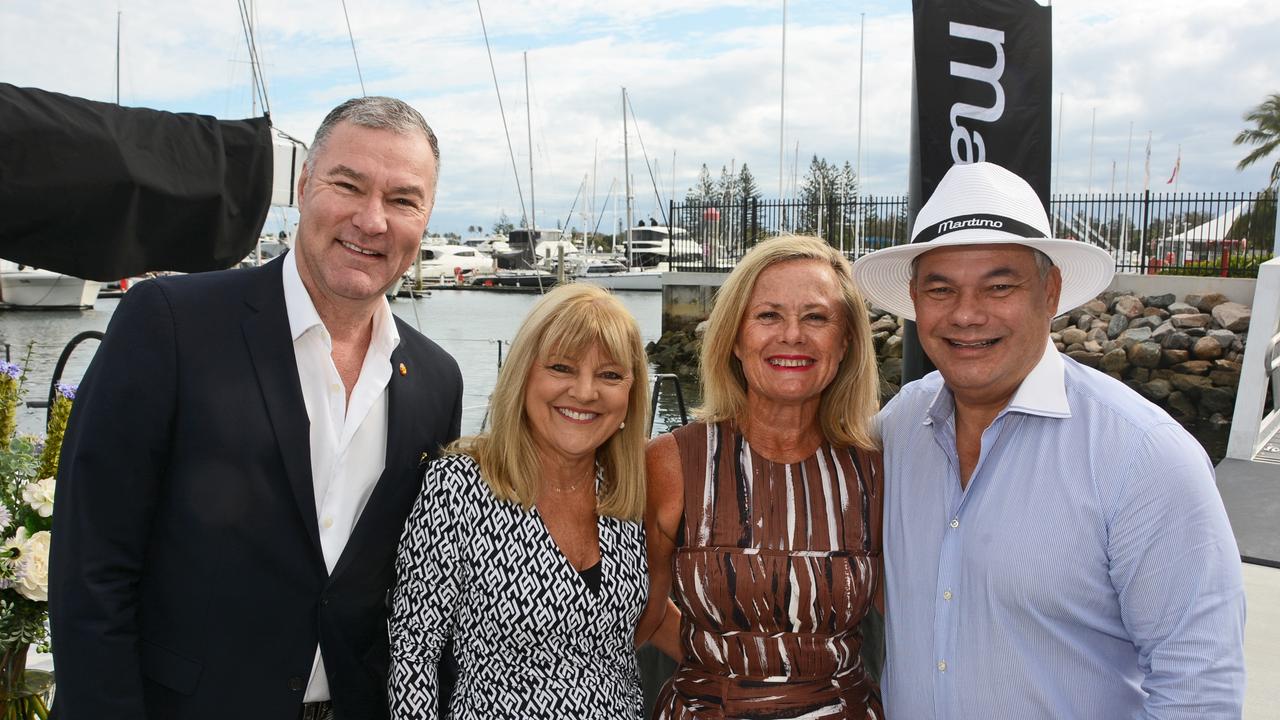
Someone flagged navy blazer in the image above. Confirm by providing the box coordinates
[49,259,462,720]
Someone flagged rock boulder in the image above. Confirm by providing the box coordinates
[1210,302,1251,333]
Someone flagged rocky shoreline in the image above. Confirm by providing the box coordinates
[646,290,1252,426]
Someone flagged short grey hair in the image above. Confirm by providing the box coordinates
[910,245,1053,282]
[307,96,440,180]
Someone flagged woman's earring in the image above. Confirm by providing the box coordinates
[619,421,626,430]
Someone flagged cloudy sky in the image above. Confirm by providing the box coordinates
[3,0,1277,236]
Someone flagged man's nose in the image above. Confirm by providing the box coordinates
[948,290,988,326]
[352,194,388,235]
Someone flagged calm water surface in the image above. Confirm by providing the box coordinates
[0,289,696,438]
[0,287,1226,462]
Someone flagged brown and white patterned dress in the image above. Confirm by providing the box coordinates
[653,421,883,720]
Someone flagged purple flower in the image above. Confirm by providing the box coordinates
[0,362,20,381]
[55,382,77,400]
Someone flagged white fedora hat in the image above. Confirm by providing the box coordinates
[852,162,1115,321]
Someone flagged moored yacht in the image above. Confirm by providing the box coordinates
[0,262,101,309]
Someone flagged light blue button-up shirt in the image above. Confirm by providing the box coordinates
[880,340,1246,719]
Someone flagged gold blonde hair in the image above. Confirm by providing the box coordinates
[450,283,649,521]
[696,235,880,450]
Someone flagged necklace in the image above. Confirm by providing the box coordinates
[550,479,579,493]
[549,475,592,493]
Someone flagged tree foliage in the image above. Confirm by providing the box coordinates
[492,212,515,236]
[1234,92,1280,188]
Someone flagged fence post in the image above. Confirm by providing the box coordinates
[1139,189,1151,274]
[1273,189,1280,258]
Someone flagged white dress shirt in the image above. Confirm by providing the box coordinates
[281,252,400,702]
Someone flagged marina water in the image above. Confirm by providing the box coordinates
[0,289,695,439]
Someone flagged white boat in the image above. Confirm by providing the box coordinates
[566,255,664,291]
[460,235,511,256]
[0,263,101,309]
[414,242,496,285]
[623,222,699,269]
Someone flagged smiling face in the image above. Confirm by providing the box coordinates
[524,342,633,475]
[732,259,850,412]
[910,243,1062,412]
[293,121,437,315]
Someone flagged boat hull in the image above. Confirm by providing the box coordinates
[578,269,663,291]
[0,271,101,309]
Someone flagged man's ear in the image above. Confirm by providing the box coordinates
[296,164,310,207]
[1044,266,1063,317]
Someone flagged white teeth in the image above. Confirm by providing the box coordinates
[768,358,814,367]
[950,340,995,348]
[341,241,379,256]
[557,408,597,421]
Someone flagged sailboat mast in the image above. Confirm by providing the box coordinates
[116,11,121,105]
[778,0,787,199]
[525,51,536,235]
[623,87,634,267]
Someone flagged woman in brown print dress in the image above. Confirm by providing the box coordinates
[637,235,883,719]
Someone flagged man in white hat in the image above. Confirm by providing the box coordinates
[853,162,1245,718]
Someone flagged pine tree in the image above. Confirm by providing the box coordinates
[716,165,734,204]
[737,164,761,204]
[688,164,716,203]
[799,156,838,234]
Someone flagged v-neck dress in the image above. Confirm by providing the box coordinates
[389,454,648,719]
[654,421,883,719]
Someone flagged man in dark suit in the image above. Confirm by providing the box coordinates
[49,96,462,720]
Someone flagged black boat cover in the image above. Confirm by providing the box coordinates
[0,83,273,280]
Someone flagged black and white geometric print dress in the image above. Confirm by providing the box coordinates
[389,454,648,719]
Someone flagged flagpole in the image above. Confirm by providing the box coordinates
[856,11,865,248]
[1087,107,1096,194]
[778,0,787,202]
[1123,121,1133,193]
[1122,122,1133,258]
[1053,92,1064,232]
[1143,131,1152,192]
[1174,144,1181,194]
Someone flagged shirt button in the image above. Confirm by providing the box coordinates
[322,516,334,529]
[943,590,953,601]
[937,660,947,672]
[950,518,960,528]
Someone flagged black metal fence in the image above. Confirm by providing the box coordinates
[669,190,1276,278]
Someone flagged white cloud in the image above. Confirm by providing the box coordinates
[2,0,1276,234]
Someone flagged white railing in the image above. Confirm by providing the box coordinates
[1226,257,1280,460]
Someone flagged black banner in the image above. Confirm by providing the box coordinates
[910,0,1053,210]
[903,0,1052,383]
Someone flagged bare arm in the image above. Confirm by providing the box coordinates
[634,433,685,660]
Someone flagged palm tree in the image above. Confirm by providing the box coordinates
[1234,92,1280,187]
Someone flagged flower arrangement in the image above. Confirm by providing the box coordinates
[0,359,72,716]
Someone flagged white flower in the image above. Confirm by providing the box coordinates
[2,527,28,557]
[15,530,50,602]
[23,477,55,518]
[0,528,29,590]
[0,504,11,532]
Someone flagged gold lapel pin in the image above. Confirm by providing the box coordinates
[398,362,408,376]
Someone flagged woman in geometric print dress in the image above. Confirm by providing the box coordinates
[389,283,651,719]
[637,236,884,719]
